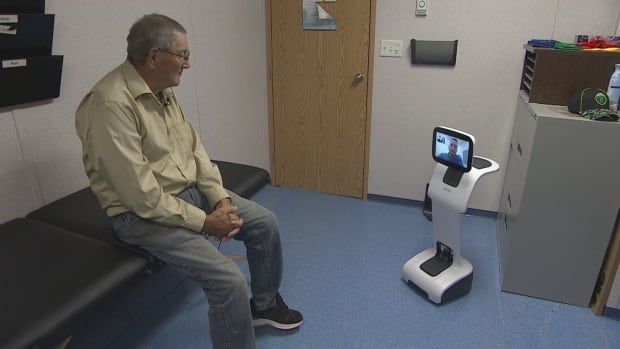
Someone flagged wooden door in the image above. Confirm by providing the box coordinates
[268,0,374,198]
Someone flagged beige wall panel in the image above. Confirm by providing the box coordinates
[190,1,269,169]
[0,112,39,221]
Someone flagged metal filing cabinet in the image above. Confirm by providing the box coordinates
[497,92,620,306]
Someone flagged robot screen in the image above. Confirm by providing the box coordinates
[432,127,474,172]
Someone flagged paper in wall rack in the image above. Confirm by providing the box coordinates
[0,0,45,14]
[410,39,458,66]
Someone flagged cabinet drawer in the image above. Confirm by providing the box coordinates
[497,154,525,280]
[504,154,525,227]
[496,180,509,277]
[504,180,524,235]
[510,97,537,180]
[496,206,509,280]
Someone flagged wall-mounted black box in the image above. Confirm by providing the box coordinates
[0,14,53,58]
[0,0,45,14]
[411,39,458,66]
[0,55,62,107]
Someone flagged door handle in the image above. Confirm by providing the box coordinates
[353,73,364,82]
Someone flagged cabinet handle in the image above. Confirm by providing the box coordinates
[507,194,512,209]
[517,143,523,157]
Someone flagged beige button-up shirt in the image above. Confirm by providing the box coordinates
[75,61,228,232]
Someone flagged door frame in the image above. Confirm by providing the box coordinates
[264,0,376,199]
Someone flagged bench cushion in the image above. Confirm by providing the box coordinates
[0,218,148,348]
[27,187,128,247]
[213,160,270,198]
[26,161,270,260]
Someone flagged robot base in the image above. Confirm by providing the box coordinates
[402,248,473,304]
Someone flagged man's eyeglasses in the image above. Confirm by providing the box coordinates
[159,48,190,62]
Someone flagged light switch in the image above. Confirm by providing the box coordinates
[379,40,403,57]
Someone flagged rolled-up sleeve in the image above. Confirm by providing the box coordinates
[89,101,206,232]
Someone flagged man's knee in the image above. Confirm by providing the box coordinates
[221,263,249,294]
[260,210,278,231]
[247,210,279,242]
[202,266,249,314]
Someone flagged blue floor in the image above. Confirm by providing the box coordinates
[69,185,620,349]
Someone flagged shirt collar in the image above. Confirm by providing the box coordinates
[122,60,174,104]
[122,60,155,100]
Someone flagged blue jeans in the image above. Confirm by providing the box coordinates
[109,187,283,349]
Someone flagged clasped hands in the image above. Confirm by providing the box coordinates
[202,198,243,242]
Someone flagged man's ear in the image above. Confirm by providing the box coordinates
[145,47,159,69]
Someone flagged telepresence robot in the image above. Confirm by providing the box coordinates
[402,126,499,304]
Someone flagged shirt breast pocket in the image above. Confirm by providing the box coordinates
[170,121,194,153]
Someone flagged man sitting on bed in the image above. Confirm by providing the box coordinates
[75,13,302,349]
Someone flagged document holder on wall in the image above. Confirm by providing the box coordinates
[0,14,54,58]
[0,0,45,14]
[410,39,458,66]
[0,0,61,108]
[0,55,63,107]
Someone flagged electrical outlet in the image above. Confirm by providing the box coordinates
[416,0,428,16]
[379,40,403,57]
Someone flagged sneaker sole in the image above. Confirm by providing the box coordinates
[252,318,303,330]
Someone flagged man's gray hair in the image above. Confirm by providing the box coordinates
[127,14,186,64]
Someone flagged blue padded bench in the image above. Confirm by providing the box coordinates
[2,161,269,348]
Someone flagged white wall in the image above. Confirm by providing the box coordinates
[1,1,619,222]
[368,0,620,210]
[191,2,269,167]
[0,0,269,222]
